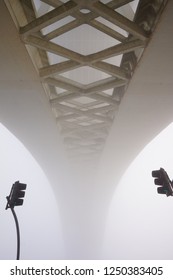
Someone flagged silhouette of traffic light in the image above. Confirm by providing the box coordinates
[6,181,27,209]
[5,181,27,260]
[152,168,173,196]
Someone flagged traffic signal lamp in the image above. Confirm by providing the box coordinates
[6,181,27,209]
[152,168,173,196]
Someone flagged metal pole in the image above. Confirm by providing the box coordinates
[10,207,20,260]
[6,197,20,260]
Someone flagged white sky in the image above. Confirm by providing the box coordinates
[1,121,173,260]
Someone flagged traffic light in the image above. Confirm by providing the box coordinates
[6,181,27,209]
[152,168,173,196]
[5,181,27,260]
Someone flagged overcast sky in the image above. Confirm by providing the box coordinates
[1,122,173,260]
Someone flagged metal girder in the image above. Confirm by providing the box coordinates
[107,0,134,10]
[61,122,110,135]
[60,124,111,139]
[54,103,114,113]
[39,61,80,78]
[86,39,146,63]
[41,0,134,13]
[85,78,127,93]
[89,19,127,42]
[57,112,112,124]
[90,92,118,106]
[40,0,63,7]
[91,1,148,40]
[43,19,83,40]
[92,61,129,80]
[72,0,99,6]
[46,76,126,94]
[20,1,78,36]
[50,92,80,103]
[23,35,86,63]
[45,77,83,92]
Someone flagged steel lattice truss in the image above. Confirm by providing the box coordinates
[5,0,167,163]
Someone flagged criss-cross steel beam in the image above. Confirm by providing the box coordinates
[5,0,167,162]
[23,35,86,63]
[20,1,78,36]
[39,61,80,78]
[91,1,148,40]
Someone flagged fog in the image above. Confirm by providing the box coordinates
[0,123,64,260]
[1,122,173,260]
[103,122,173,259]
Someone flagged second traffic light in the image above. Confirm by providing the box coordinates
[6,181,27,209]
[152,168,173,196]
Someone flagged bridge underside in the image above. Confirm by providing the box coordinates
[1,0,173,258]
[4,0,167,165]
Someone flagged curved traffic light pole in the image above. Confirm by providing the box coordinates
[6,196,20,260]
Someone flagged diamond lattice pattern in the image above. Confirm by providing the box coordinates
[7,0,153,163]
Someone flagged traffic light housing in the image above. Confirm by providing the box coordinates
[6,181,27,209]
[152,168,173,196]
